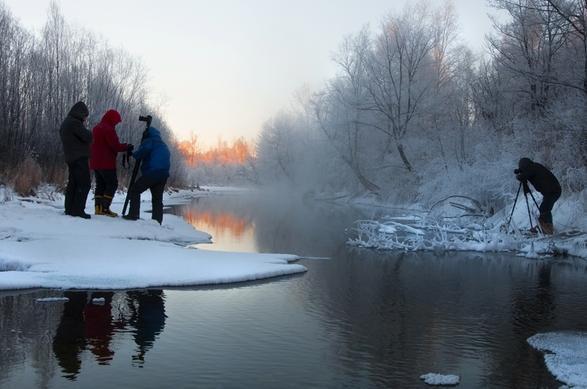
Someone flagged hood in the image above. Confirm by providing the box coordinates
[101,110,122,126]
[145,126,163,140]
[68,101,89,121]
[519,157,533,169]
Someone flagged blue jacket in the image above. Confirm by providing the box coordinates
[132,127,171,178]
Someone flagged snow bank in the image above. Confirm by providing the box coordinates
[528,332,587,388]
[420,373,460,386]
[348,194,587,260]
[0,198,305,290]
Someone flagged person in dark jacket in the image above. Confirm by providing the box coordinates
[515,157,562,234]
[90,110,133,217]
[123,127,170,224]
[60,101,92,219]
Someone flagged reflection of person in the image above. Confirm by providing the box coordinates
[53,292,87,380]
[515,157,562,234]
[90,110,133,217]
[123,127,170,224]
[60,101,92,219]
[84,292,115,364]
[126,290,167,365]
[53,292,117,380]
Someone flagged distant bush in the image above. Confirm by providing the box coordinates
[12,157,42,196]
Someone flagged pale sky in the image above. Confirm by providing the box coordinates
[3,0,493,147]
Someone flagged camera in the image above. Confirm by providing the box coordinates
[139,115,152,125]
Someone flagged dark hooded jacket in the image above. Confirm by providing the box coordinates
[60,102,92,163]
[132,127,170,178]
[516,158,561,195]
[90,110,128,170]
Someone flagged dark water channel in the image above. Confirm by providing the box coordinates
[2,193,587,388]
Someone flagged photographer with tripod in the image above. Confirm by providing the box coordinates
[123,117,170,225]
[514,157,561,235]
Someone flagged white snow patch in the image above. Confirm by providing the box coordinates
[0,197,305,290]
[91,297,106,305]
[528,332,587,389]
[35,297,69,303]
[420,373,460,386]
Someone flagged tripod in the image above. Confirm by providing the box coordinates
[505,182,541,233]
[122,115,152,216]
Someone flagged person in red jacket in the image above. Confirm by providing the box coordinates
[90,110,133,217]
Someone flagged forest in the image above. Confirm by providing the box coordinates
[255,0,586,210]
[0,2,186,194]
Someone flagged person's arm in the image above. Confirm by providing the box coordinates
[73,121,92,143]
[105,127,129,153]
[132,139,152,161]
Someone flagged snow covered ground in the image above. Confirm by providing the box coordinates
[419,373,460,386]
[348,193,587,260]
[0,187,305,290]
[528,332,587,388]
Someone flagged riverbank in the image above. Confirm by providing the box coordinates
[0,185,305,290]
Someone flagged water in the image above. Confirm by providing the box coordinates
[2,193,587,388]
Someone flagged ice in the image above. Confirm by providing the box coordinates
[0,195,306,290]
[35,297,70,303]
[420,373,460,386]
[528,332,587,388]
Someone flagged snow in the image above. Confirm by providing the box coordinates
[528,332,587,389]
[420,373,460,386]
[91,297,106,305]
[348,195,587,259]
[35,297,69,303]
[0,195,305,290]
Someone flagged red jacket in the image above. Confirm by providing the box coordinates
[90,110,128,170]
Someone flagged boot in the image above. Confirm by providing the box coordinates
[101,195,118,217]
[95,195,103,215]
[539,219,554,235]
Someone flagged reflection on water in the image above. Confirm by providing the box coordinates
[51,290,166,379]
[1,192,587,388]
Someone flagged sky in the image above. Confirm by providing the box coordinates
[3,0,493,147]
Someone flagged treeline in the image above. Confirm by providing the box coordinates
[255,0,587,208]
[178,135,257,186]
[0,1,187,193]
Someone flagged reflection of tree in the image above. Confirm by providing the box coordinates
[126,290,167,366]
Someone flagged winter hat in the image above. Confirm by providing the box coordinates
[519,157,533,169]
[68,101,89,120]
[102,110,122,126]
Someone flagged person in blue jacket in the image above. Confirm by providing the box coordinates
[123,127,170,224]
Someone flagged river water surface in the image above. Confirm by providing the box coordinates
[1,192,587,388]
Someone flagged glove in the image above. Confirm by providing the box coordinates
[127,144,134,152]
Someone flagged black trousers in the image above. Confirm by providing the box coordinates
[128,173,168,224]
[94,170,118,199]
[539,189,561,224]
[65,158,91,215]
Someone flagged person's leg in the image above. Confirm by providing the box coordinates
[125,176,151,220]
[539,190,561,234]
[101,170,119,217]
[94,170,106,215]
[71,158,91,218]
[64,163,75,215]
[149,178,167,224]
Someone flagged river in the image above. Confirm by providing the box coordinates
[1,192,587,388]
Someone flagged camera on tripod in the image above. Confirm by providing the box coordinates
[139,115,152,127]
